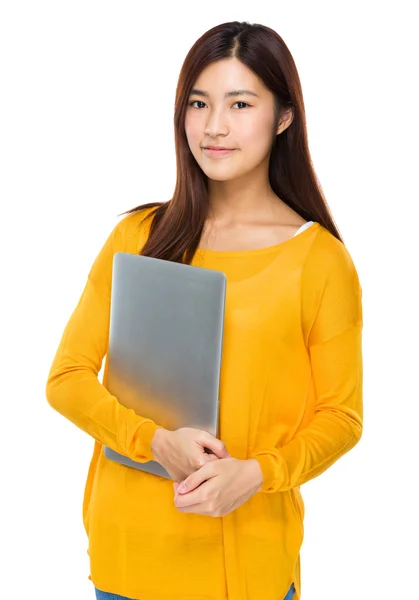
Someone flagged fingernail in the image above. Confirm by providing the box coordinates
[177,483,187,493]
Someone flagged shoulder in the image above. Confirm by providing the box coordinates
[301,224,362,324]
[87,205,159,294]
[306,223,360,287]
[303,225,363,344]
[111,205,159,253]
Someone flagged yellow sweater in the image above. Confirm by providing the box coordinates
[46,207,363,600]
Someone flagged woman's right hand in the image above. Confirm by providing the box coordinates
[150,427,230,481]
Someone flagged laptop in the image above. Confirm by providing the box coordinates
[103,251,227,479]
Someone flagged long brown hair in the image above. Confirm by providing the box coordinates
[122,21,343,263]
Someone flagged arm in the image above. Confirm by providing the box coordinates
[251,243,363,493]
[45,220,162,462]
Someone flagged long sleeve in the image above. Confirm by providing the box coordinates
[251,240,363,493]
[45,218,162,461]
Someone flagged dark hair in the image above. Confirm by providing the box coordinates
[122,21,343,263]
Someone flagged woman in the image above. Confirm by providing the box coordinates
[46,21,363,600]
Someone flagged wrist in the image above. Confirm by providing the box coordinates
[247,458,264,492]
[151,427,169,460]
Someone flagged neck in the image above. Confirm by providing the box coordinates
[207,172,278,224]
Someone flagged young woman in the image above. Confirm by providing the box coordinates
[46,21,363,600]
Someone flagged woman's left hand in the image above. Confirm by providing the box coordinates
[173,457,263,517]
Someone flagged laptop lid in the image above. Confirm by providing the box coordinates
[104,252,226,479]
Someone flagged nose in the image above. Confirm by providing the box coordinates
[204,106,229,138]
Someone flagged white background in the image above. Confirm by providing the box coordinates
[1,1,418,599]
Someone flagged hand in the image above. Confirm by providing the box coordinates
[150,427,230,482]
[173,457,263,517]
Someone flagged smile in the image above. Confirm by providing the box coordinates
[202,148,236,158]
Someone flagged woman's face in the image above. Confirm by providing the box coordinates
[184,58,286,182]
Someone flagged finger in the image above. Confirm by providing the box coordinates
[194,448,219,469]
[199,432,230,459]
[176,502,211,514]
[177,463,215,495]
[201,452,218,464]
[175,487,203,508]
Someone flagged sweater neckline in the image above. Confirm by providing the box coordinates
[196,221,320,257]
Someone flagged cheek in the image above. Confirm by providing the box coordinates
[184,117,200,146]
[240,119,274,149]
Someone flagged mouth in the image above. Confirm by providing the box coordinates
[202,147,236,157]
[203,146,235,150]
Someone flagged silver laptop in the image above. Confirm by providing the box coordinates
[103,252,227,479]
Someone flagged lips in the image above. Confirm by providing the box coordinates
[202,147,235,158]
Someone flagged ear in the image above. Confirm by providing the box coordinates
[277,107,294,136]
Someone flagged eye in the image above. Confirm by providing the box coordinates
[233,101,251,109]
[189,100,206,109]
[188,100,251,109]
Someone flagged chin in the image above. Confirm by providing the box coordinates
[198,162,239,178]
[203,171,237,182]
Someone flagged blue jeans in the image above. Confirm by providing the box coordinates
[95,582,296,599]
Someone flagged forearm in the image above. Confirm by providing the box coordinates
[251,324,363,494]
[46,276,162,462]
[252,406,362,493]
[46,365,161,461]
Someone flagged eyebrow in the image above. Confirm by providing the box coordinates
[189,88,259,99]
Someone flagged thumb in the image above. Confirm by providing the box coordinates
[199,432,230,459]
